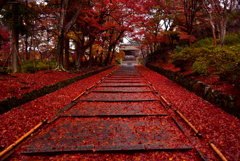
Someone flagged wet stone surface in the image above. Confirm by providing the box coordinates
[63,102,168,116]
[23,117,192,153]
[22,66,192,155]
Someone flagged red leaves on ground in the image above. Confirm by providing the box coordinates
[0,70,89,100]
[137,65,240,161]
[0,66,118,149]
[150,60,240,106]
[1,65,239,161]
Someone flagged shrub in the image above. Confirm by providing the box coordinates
[224,34,240,45]
[171,43,239,75]
[49,60,56,69]
[115,58,121,65]
[23,63,36,73]
[138,59,143,65]
[228,64,240,87]
[24,59,34,64]
[170,46,212,72]
[36,62,48,71]
[192,57,209,75]
[192,37,213,48]
[229,44,240,52]
[6,66,12,73]
[211,47,239,74]
[175,45,185,53]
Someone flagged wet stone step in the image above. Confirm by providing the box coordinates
[109,76,142,78]
[62,101,168,116]
[80,93,158,102]
[99,84,148,87]
[104,78,144,81]
[110,74,140,77]
[111,71,139,73]
[100,82,148,86]
[102,81,146,83]
[91,86,152,93]
[22,117,192,154]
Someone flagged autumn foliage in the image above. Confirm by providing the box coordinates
[0,0,239,73]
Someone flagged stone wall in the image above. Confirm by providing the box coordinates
[0,66,114,114]
[146,64,240,118]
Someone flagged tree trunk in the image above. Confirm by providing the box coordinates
[25,34,30,59]
[99,52,103,66]
[110,45,116,64]
[64,37,69,70]
[56,32,64,70]
[211,25,217,48]
[56,0,84,71]
[220,16,228,48]
[103,46,112,66]
[216,24,220,39]
[10,29,19,73]
[88,45,93,68]
[209,14,217,48]
[55,0,68,70]
[10,4,19,73]
[75,41,80,69]
[75,42,85,70]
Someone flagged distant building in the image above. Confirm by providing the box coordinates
[119,44,141,65]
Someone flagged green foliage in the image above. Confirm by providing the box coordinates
[175,45,185,53]
[224,34,240,46]
[170,46,213,72]
[115,58,121,65]
[170,38,240,86]
[192,57,209,75]
[192,37,213,48]
[228,64,240,87]
[36,62,48,71]
[138,59,144,65]
[49,60,57,69]
[211,47,239,74]
[23,63,36,73]
[6,67,12,73]
[229,44,240,52]
[22,60,55,73]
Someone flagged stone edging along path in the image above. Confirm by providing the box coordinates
[146,64,240,118]
[0,66,115,114]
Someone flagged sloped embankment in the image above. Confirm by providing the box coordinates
[0,66,114,114]
[146,64,239,118]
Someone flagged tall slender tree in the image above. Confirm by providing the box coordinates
[203,0,238,48]
[55,0,83,71]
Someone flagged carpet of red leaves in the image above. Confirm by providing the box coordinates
[0,67,105,101]
[0,66,118,149]
[137,65,240,161]
[1,65,239,161]
[0,66,199,161]
[150,61,240,106]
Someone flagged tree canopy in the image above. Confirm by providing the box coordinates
[0,0,239,72]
